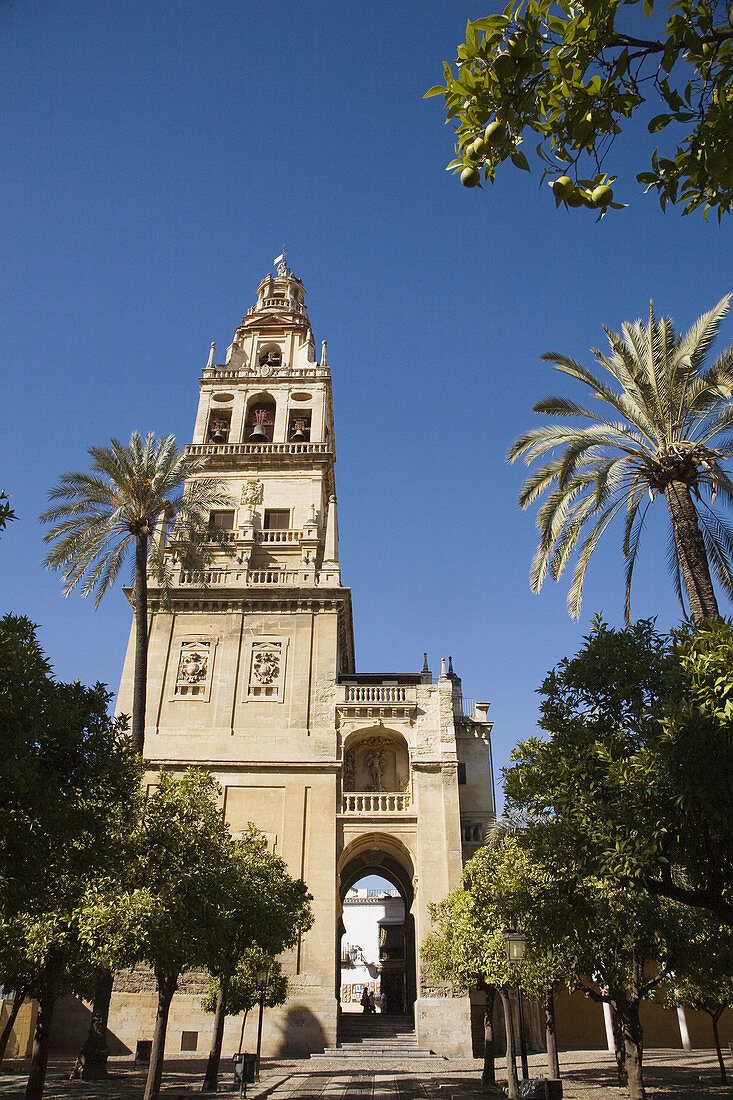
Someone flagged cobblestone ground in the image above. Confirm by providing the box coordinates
[0,1050,731,1099]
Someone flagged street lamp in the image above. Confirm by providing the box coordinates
[255,965,269,1080]
[503,928,529,1080]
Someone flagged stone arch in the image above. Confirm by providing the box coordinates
[337,834,417,1024]
[342,727,410,794]
[244,391,276,443]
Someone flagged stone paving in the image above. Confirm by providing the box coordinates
[0,1049,731,1099]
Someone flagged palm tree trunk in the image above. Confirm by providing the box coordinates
[544,987,560,1079]
[131,532,149,756]
[498,987,519,1100]
[142,971,177,1100]
[70,964,113,1079]
[24,959,59,1100]
[665,479,719,622]
[0,985,27,1064]
[201,972,230,1092]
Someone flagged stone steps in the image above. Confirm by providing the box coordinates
[310,1015,445,1066]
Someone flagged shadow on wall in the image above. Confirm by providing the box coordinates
[273,1005,327,1058]
[49,995,131,1055]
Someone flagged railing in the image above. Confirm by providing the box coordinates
[342,793,411,813]
[185,442,330,457]
[247,569,302,585]
[256,529,303,544]
[207,530,236,543]
[343,685,409,703]
[201,366,329,380]
[263,297,292,309]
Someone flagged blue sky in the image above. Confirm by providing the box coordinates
[1,1,731,813]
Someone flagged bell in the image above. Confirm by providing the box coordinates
[211,428,226,443]
[291,428,307,442]
[248,423,268,443]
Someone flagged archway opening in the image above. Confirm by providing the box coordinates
[337,838,416,1035]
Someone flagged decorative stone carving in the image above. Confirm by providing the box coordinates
[173,639,212,698]
[241,479,264,506]
[246,638,287,701]
[253,648,279,684]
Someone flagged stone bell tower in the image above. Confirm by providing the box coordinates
[110,262,495,1060]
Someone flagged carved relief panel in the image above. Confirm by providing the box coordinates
[343,735,410,793]
[244,636,288,702]
[171,638,215,700]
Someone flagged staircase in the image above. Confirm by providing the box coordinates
[309,1013,446,1067]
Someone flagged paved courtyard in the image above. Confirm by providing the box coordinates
[1,1050,731,1099]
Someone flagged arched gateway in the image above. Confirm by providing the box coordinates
[108,265,496,1060]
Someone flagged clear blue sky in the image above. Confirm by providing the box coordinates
[1,1,731,813]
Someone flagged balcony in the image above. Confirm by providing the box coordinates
[342,793,411,814]
[342,685,411,703]
[255,528,303,545]
[335,681,417,722]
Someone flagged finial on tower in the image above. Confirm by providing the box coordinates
[206,342,216,370]
[321,340,328,366]
[422,652,429,673]
[274,246,289,277]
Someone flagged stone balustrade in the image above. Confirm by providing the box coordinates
[256,529,303,544]
[185,442,330,457]
[342,793,411,814]
[343,685,410,703]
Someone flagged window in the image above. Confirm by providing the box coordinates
[264,509,290,530]
[208,510,234,532]
[180,1032,198,1052]
[457,762,467,785]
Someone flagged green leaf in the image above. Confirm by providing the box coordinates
[424,85,447,99]
[511,150,531,171]
[648,114,673,132]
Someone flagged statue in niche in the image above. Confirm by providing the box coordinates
[365,746,388,792]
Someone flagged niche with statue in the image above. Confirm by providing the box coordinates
[343,734,410,794]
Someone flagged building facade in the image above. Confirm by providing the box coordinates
[108,264,496,1058]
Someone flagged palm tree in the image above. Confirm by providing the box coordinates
[508,296,733,623]
[41,431,226,754]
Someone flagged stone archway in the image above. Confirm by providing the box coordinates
[337,835,417,1033]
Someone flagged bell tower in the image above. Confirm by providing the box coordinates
[111,263,495,1061]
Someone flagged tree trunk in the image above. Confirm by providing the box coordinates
[478,980,497,1087]
[237,1008,249,1055]
[544,987,560,1079]
[142,971,177,1100]
[665,479,719,622]
[70,964,114,1080]
[498,987,519,1100]
[709,1008,727,1083]
[610,1003,628,1087]
[131,532,149,756]
[201,972,230,1092]
[0,985,27,1064]
[617,999,645,1100]
[24,961,58,1100]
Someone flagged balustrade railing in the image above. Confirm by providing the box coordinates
[246,569,301,585]
[342,793,411,813]
[343,685,408,703]
[185,442,329,457]
[256,529,303,544]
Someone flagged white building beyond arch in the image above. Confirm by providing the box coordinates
[108,266,496,1059]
